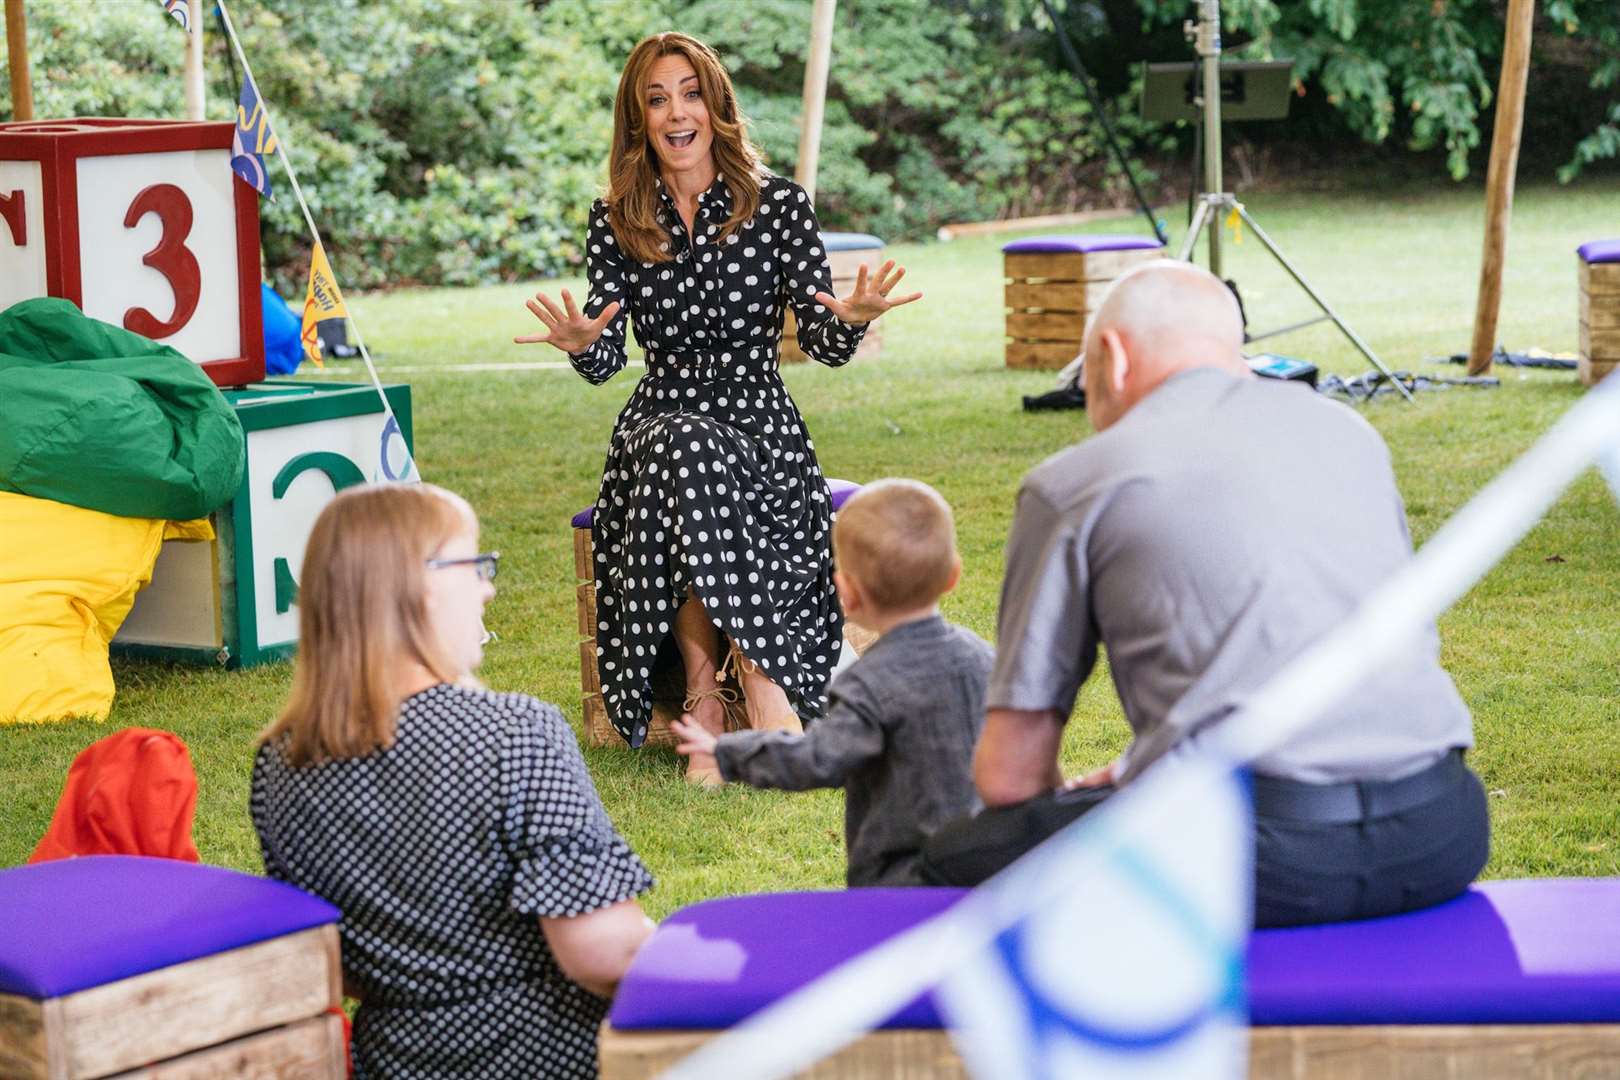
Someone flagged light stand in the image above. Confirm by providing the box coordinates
[1180,0,1414,401]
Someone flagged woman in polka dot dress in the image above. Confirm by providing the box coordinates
[517,32,919,783]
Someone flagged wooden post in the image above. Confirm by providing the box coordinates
[794,0,836,203]
[1467,0,1535,375]
[5,0,33,122]
[184,7,205,120]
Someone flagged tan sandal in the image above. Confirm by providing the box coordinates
[681,685,737,786]
[720,640,799,734]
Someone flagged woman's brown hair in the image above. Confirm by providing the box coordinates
[259,483,475,766]
[607,31,765,264]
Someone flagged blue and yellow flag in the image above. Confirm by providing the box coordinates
[160,0,191,32]
[231,71,277,199]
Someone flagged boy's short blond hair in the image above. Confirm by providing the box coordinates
[833,479,958,612]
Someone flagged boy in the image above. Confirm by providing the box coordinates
[671,479,993,886]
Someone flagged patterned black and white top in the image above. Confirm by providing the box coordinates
[250,684,654,1080]
[570,172,868,745]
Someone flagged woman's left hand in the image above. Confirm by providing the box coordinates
[814,260,922,326]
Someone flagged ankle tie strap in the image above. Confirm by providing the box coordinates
[716,640,759,685]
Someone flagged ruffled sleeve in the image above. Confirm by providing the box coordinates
[498,698,654,917]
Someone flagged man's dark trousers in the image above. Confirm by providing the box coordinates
[919,750,1490,928]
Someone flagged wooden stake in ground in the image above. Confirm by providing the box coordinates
[794,0,836,204]
[5,0,33,122]
[1468,0,1536,376]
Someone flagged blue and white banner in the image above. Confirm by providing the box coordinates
[379,414,420,484]
[161,0,191,33]
[937,761,1251,1080]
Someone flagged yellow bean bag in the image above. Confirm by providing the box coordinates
[0,491,212,724]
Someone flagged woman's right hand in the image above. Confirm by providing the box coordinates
[514,289,621,354]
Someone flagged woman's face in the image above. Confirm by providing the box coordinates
[643,53,714,178]
[424,524,495,677]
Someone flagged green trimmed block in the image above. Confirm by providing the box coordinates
[113,380,414,668]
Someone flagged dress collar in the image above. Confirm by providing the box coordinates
[655,172,732,221]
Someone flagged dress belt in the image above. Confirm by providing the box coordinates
[1252,749,1466,825]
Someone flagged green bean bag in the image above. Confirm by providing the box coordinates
[0,298,244,520]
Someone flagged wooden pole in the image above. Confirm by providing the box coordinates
[183,7,205,120]
[794,0,836,203]
[5,0,33,122]
[1467,0,1535,375]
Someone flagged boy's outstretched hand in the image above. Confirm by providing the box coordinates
[670,717,718,758]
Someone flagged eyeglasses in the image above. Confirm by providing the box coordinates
[426,551,500,582]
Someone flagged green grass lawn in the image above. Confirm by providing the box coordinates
[5,179,1618,917]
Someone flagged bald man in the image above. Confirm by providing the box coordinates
[922,261,1488,927]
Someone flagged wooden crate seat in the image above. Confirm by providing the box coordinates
[599,879,1620,1078]
[0,855,345,1080]
[1578,239,1620,387]
[575,478,867,748]
[782,232,886,365]
[1003,234,1164,370]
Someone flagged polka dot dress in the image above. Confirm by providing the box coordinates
[570,173,868,747]
[250,684,654,1080]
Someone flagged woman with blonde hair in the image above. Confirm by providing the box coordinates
[517,31,920,784]
[250,483,654,1079]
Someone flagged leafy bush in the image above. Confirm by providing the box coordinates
[4,0,1615,290]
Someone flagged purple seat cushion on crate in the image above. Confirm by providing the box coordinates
[1578,239,1620,264]
[1249,879,1620,1025]
[573,478,861,529]
[608,878,1620,1031]
[1002,233,1163,255]
[610,889,969,1030]
[0,855,340,999]
[821,232,884,252]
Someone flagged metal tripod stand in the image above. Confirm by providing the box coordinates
[1180,0,1413,401]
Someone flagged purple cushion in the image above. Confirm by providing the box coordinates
[822,232,884,252]
[1249,879,1620,1024]
[826,478,861,510]
[610,889,968,1030]
[0,856,339,999]
[1002,234,1163,255]
[574,478,861,529]
[608,879,1620,1031]
[1578,239,1620,265]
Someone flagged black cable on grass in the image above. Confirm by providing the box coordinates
[1433,348,1577,370]
[1319,372,1501,401]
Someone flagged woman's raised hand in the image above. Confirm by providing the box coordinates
[813,260,922,326]
[514,289,621,354]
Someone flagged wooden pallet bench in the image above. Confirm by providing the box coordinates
[599,880,1620,1079]
[1579,239,1620,387]
[0,856,345,1080]
[1003,234,1164,370]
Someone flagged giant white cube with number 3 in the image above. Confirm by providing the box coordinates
[0,117,264,384]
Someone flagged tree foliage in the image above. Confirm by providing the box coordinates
[2,0,1614,291]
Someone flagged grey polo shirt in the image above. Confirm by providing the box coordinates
[989,367,1474,784]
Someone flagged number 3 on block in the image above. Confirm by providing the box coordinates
[122,183,201,340]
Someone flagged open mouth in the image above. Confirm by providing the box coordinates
[666,131,697,149]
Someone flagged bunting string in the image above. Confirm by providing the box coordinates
[215,0,419,483]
